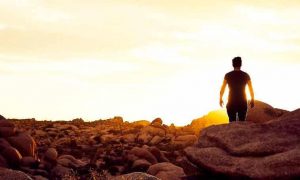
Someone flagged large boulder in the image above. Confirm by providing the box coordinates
[147,162,186,180]
[246,100,288,123]
[0,167,32,180]
[140,126,166,137]
[128,147,158,165]
[184,109,300,179]
[0,120,16,137]
[7,133,37,158]
[1,146,22,167]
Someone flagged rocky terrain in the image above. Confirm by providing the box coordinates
[0,100,299,180]
[0,116,199,180]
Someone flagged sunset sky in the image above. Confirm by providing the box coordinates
[0,0,299,125]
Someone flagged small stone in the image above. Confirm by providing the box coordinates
[44,148,58,162]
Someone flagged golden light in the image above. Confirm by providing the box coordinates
[0,1,299,126]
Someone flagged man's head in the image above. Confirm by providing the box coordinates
[232,56,242,68]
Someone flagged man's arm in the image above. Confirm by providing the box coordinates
[247,80,255,108]
[219,79,227,107]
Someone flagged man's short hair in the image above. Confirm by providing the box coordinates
[232,57,242,67]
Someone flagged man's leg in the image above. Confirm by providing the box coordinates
[226,107,237,122]
[237,108,248,121]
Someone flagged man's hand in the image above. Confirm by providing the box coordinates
[219,99,224,108]
[250,99,255,108]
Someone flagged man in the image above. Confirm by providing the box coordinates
[219,57,255,122]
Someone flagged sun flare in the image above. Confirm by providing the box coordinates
[0,0,299,126]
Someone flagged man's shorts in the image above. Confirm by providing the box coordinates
[226,103,248,122]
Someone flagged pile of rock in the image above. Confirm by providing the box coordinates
[6,116,200,179]
[0,117,89,179]
[184,109,300,179]
[3,103,296,179]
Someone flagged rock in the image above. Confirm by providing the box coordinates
[71,118,84,123]
[50,165,74,179]
[110,172,160,180]
[0,120,16,137]
[57,155,86,168]
[184,109,300,179]
[172,135,197,148]
[0,167,32,180]
[140,126,165,137]
[148,147,169,163]
[151,118,163,126]
[120,134,136,143]
[175,156,199,176]
[20,156,37,167]
[0,127,16,138]
[1,146,22,167]
[247,100,289,123]
[190,110,228,134]
[34,130,47,137]
[44,148,58,162]
[0,138,11,149]
[0,115,5,120]
[137,133,153,144]
[0,120,14,127]
[147,162,186,180]
[132,120,150,127]
[129,147,157,164]
[0,154,8,167]
[149,136,163,145]
[132,159,152,172]
[108,116,123,124]
[167,124,176,134]
[100,134,116,144]
[7,133,37,157]
[53,123,79,131]
[32,175,48,180]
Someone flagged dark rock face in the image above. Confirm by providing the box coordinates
[184,109,300,179]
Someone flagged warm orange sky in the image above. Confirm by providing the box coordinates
[0,0,299,125]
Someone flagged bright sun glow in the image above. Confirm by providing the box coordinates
[0,1,299,126]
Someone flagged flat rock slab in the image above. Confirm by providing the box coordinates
[184,109,300,179]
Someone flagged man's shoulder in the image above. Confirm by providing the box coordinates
[241,70,250,77]
[225,70,234,76]
[225,70,250,79]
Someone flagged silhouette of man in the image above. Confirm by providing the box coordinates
[219,57,254,122]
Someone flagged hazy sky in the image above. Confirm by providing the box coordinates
[1,0,300,125]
